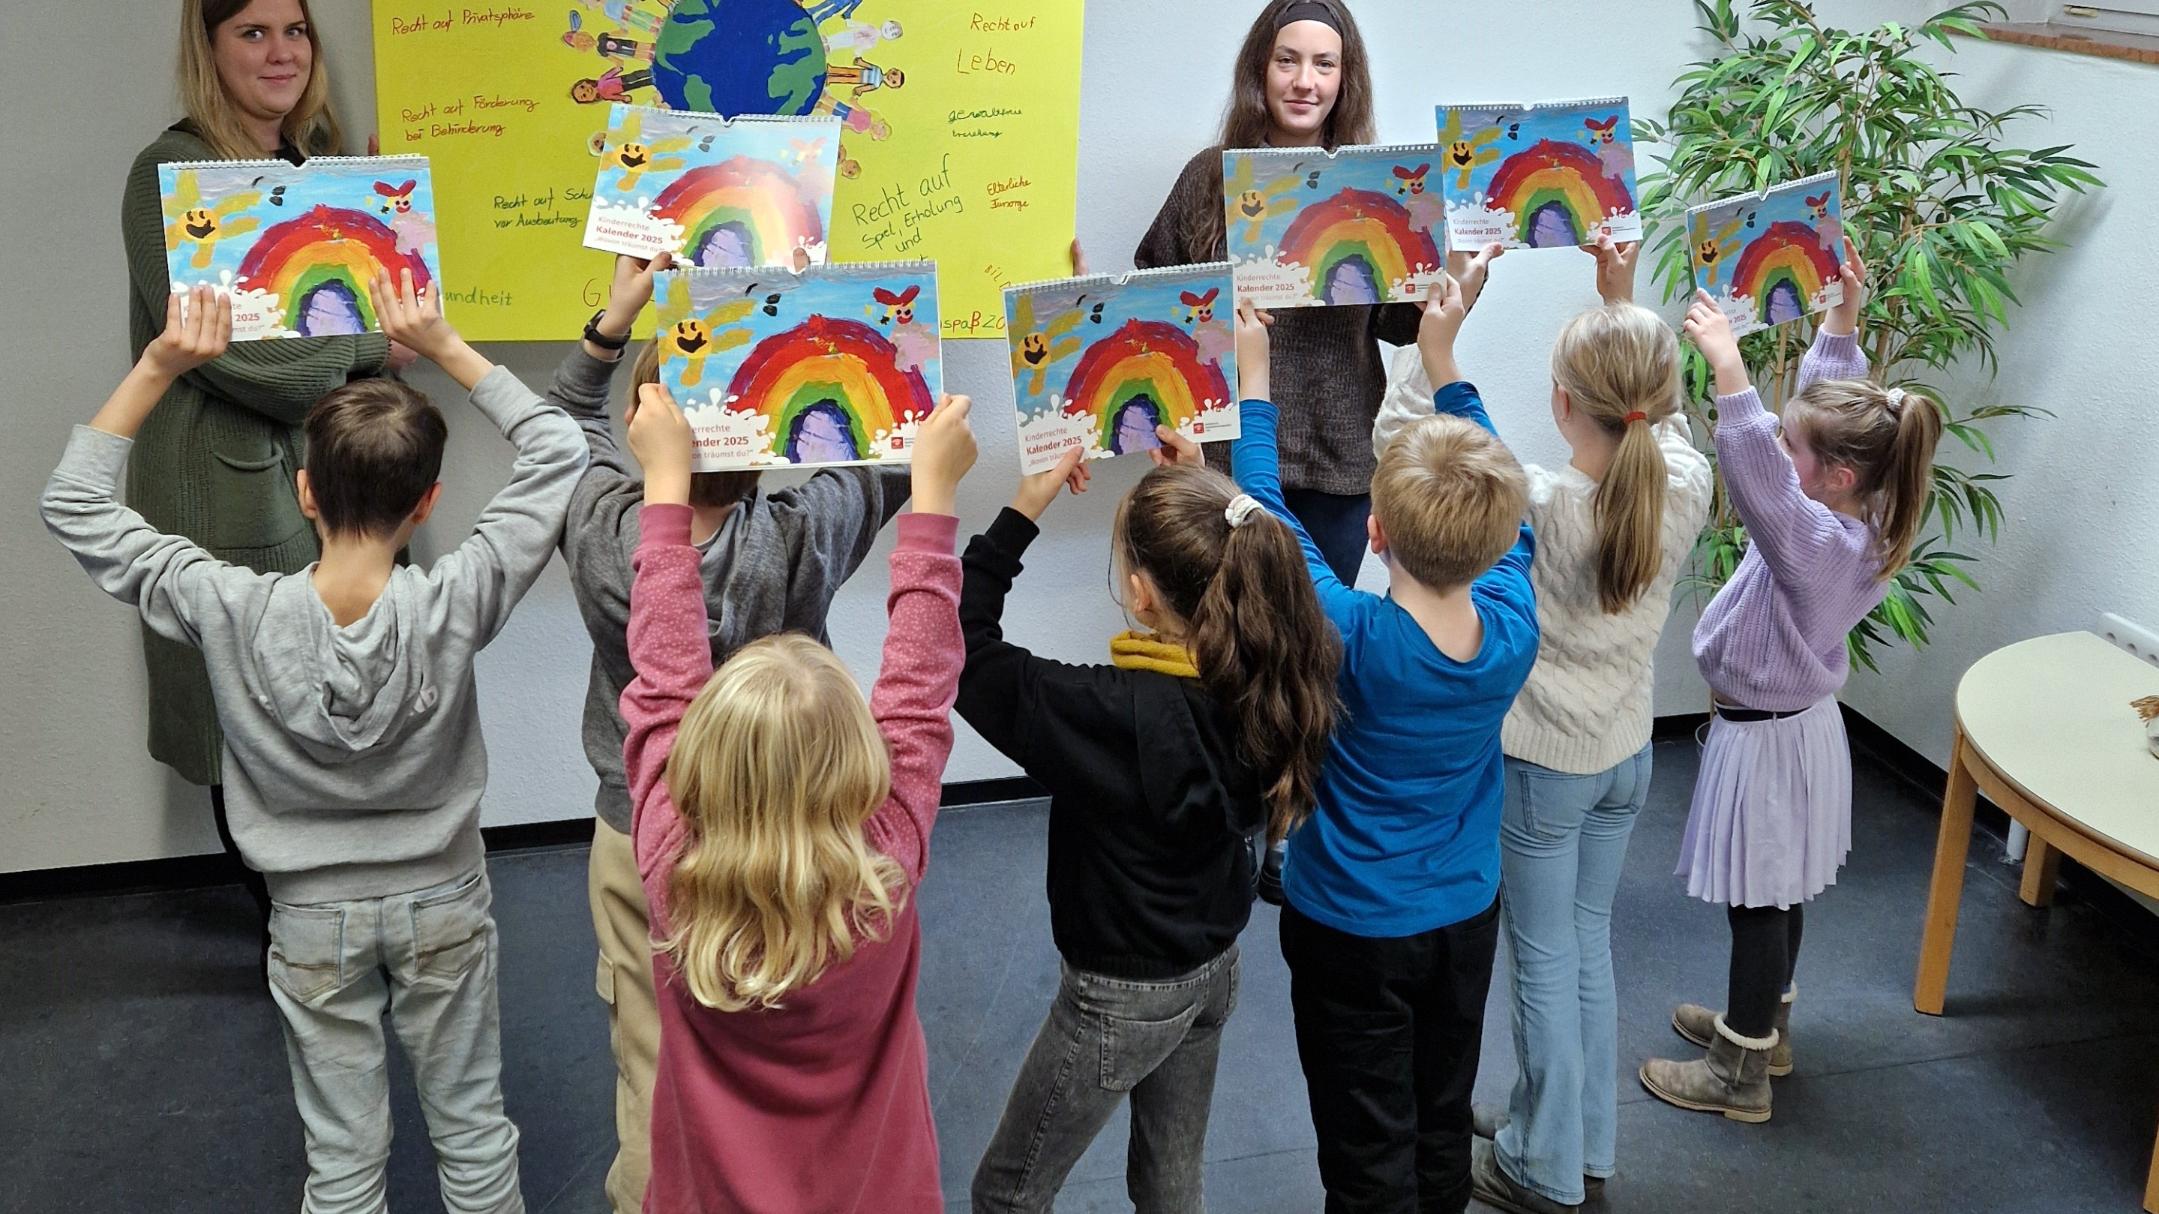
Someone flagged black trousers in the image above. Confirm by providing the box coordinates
[1280,899,1501,1214]
[1726,902,1805,1039]
[210,784,272,942]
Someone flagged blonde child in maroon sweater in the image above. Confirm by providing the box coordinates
[615,383,977,1214]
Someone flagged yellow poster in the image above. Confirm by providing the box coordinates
[373,1,1082,342]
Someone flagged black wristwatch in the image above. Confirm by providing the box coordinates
[583,309,630,351]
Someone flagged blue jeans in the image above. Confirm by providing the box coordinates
[1493,749,1651,1206]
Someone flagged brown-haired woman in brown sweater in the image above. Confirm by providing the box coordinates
[122,0,408,943]
[1134,0,1418,904]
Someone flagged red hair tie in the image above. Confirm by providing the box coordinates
[1623,411,1648,424]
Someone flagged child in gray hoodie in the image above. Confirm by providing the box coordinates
[549,253,909,1212]
[42,277,586,1214]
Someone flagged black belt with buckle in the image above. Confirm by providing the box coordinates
[1715,703,1809,723]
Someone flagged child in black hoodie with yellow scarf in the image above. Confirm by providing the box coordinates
[959,439,1341,1213]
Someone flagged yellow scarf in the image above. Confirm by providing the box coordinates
[1109,631,1199,678]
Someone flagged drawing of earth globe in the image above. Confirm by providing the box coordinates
[653,0,829,116]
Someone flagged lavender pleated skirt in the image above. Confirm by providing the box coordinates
[1675,697,1852,909]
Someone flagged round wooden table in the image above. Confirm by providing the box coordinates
[1913,630,2159,1209]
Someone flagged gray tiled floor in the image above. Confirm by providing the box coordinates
[6,735,2158,1213]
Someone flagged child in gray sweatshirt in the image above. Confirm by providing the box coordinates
[550,254,908,1212]
[42,278,586,1214]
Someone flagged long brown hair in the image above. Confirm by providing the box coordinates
[1115,465,1340,843]
[1549,304,1682,612]
[1787,382,1945,579]
[180,0,343,160]
[1182,0,1377,260]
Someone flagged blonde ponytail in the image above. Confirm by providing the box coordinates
[1549,304,1681,612]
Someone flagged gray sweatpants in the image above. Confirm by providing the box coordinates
[267,868,524,1214]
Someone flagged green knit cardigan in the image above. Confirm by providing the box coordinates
[120,126,389,785]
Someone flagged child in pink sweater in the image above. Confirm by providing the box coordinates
[615,383,977,1214]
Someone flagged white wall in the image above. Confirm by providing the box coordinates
[5,1,2123,873]
[1834,37,2159,766]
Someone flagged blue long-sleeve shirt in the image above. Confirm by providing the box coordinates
[1233,386,1539,936]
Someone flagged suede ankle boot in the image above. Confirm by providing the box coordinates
[1640,1013,1776,1123]
[1673,984,1795,1076]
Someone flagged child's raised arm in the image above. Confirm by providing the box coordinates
[617,383,709,882]
[1796,239,1870,391]
[91,286,232,440]
[373,268,494,391]
[1580,234,1640,306]
[863,397,973,882]
[45,287,238,646]
[1417,243,1503,393]
[1684,292,1841,579]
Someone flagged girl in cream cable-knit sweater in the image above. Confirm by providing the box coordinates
[1375,239,1711,1213]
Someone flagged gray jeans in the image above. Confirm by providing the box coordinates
[971,946,1240,1213]
[267,868,524,1214]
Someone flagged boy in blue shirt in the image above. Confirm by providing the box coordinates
[1230,248,1537,1214]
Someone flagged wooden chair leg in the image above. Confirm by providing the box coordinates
[2145,1115,2159,1214]
[1916,729,1981,1016]
[2019,832,2063,908]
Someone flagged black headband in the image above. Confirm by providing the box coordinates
[1276,1,1342,34]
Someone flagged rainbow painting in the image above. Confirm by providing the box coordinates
[1222,143,1447,309]
[1436,97,1642,252]
[583,103,839,267]
[654,262,939,471]
[1687,171,1846,337]
[1004,263,1239,473]
[158,155,442,342]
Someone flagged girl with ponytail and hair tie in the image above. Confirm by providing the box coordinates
[1377,237,1713,1213]
[1133,0,1415,905]
[958,442,1340,1213]
[1640,237,1942,1127]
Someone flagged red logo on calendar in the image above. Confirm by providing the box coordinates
[890,434,906,450]
[1192,421,1205,434]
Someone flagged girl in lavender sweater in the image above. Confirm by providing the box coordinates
[1641,243,1942,1125]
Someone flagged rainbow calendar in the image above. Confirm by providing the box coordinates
[1687,172,1846,337]
[1436,97,1642,251]
[582,104,840,267]
[654,262,941,471]
[1221,144,1448,309]
[158,155,442,342]
[1005,263,1240,473]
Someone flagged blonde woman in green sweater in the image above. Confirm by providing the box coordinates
[122,0,407,935]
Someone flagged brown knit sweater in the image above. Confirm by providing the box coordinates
[121,126,389,784]
[1134,147,1420,496]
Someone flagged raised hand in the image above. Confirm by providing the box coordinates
[372,268,455,362]
[1148,423,1205,468]
[1417,274,1471,391]
[1234,299,1274,402]
[1579,234,1641,304]
[1444,241,1505,314]
[1013,447,1088,520]
[606,251,674,327]
[372,267,491,388]
[910,395,977,515]
[1682,290,1750,395]
[626,381,695,505]
[143,285,233,380]
[1824,236,1867,336]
